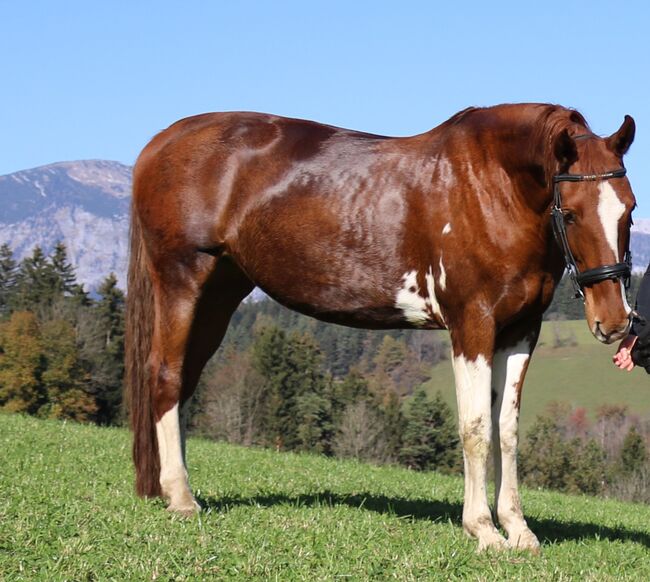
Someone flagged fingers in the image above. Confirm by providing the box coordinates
[613,347,634,371]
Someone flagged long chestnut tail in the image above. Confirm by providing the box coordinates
[125,208,161,497]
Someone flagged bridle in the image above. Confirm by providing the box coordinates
[551,156,631,300]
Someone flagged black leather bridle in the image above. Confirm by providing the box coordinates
[551,166,631,300]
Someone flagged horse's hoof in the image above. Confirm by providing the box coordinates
[476,531,509,552]
[167,498,201,517]
[507,529,541,554]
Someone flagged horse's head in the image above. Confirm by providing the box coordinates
[552,115,636,344]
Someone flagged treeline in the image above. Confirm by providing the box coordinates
[0,243,124,424]
[520,402,649,503]
[2,242,649,501]
[191,321,459,472]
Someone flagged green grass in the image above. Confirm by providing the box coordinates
[2,413,650,580]
[424,320,650,434]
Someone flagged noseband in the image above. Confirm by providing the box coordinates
[551,165,631,300]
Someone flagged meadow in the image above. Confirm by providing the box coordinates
[423,320,650,434]
[2,412,650,580]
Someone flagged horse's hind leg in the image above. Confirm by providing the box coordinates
[150,255,254,515]
[491,316,541,552]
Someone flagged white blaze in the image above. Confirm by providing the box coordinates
[597,181,625,260]
[597,181,631,316]
[442,222,452,235]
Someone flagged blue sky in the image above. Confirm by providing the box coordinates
[2,1,648,212]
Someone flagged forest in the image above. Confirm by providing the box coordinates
[0,242,647,502]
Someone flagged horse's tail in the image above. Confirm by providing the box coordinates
[125,202,161,498]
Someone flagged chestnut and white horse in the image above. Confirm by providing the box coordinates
[126,103,635,551]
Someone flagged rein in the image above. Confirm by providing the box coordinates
[551,164,631,300]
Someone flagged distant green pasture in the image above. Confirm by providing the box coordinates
[423,321,650,434]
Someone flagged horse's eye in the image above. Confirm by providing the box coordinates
[563,211,576,225]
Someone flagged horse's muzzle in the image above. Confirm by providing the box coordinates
[593,318,632,344]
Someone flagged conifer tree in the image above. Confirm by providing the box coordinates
[399,389,459,472]
[253,325,332,452]
[619,426,647,475]
[12,246,51,311]
[93,273,126,423]
[0,243,17,316]
[49,242,78,296]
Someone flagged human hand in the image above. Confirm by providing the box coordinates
[613,335,638,371]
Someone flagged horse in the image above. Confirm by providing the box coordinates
[125,103,636,552]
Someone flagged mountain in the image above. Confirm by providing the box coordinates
[0,160,649,291]
[0,161,131,291]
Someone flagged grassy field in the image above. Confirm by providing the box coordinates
[423,320,650,434]
[2,413,650,580]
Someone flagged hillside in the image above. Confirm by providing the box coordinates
[1,413,649,580]
[1,160,650,292]
[423,320,650,434]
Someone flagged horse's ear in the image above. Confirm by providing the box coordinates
[606,115,635,156]
[553,129,578,171]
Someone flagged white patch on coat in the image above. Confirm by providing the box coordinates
[442,222,452,235]
[597,182,626,260]
[438,256,447,291]
[425,267,445,324]
[395,270,429,325]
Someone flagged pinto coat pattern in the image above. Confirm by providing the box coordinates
[125,104,635,552]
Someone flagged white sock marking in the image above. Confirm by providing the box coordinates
[155,403,192,504]
[452,353,497,539]
[492,341,534,542]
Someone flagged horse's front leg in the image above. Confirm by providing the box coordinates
[491,317,542,552]
[450,320,507,551]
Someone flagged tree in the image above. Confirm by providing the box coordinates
[0,243,17,316]
[333,399,391,462]
[619,426,647,475]
[39,318,97,422]
[519,414,606,495]
[399,389,459,472]
[253,326,332,452]
[11,246,51,311]
[0,311,44,413]
[92,273,125,423]
[193,347,266,445]
[49,242,78,296]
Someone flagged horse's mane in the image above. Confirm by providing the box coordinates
[438,104,591,186]
[530,104,590,185]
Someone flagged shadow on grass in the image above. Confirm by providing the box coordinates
[198,490,650,548]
